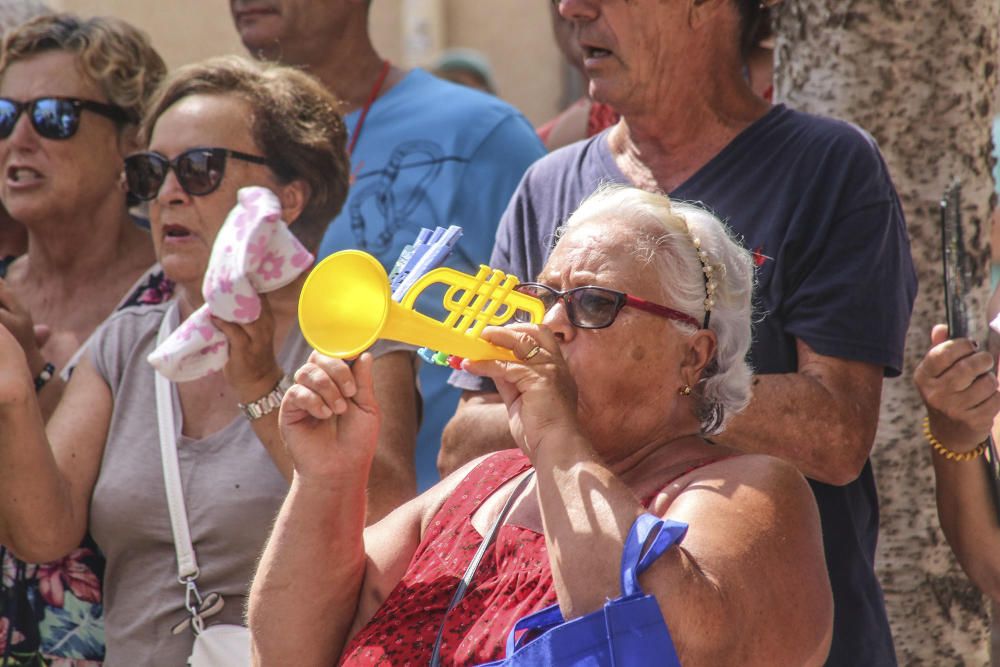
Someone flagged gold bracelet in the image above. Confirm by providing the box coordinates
[923,416,988,462]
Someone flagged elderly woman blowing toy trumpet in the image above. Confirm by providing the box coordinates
[248,185,834,667]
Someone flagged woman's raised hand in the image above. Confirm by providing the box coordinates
[0,278,47,375]
[915,324,1000,452]
[462,324,579,460]
[213,295,284,399]
[279,351,381,482]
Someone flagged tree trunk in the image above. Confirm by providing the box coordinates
[773,1,999,664]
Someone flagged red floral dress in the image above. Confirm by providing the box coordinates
[340,450,555,666]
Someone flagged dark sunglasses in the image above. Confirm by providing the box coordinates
[124,147,272,201]
[0,97,129,140]
[513,283,702,330]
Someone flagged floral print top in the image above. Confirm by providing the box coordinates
[0,255,173,666]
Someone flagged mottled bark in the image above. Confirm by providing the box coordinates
[773,1,1000,665]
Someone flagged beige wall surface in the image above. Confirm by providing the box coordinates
[50,0,246,68]
[50,1,565,126]
[439,1,563,125]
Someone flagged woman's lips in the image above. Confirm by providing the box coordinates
[235,5,279,25]
[162,224,194,241]
[6,165,44,188]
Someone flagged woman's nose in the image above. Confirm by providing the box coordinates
[542,298,575,342]
[5,111,39,149]
[156,167,189,205]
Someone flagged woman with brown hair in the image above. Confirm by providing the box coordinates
[0,54,417,665]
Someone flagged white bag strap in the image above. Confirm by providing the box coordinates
[155,306,199,581]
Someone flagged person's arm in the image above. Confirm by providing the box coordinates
[248,351,381,666]
[364,350,419,523]
[0,324,110,561]
[532,441,832,665]
[214,299,298,480]
[218,299,419,514]
[248,352,471,666]
[438,389,514,476]
[465,324,833,665]
[915,323,1000,601]
[711,338,883,485]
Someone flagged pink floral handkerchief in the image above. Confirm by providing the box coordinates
[148,187,313,382]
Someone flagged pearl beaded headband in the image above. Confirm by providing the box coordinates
[686,228,719,329]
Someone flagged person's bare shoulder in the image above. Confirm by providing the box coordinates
[643,453,830,665]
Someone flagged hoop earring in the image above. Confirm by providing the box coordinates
[678,385,692,396]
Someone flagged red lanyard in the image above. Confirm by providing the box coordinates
[347,59,391,157]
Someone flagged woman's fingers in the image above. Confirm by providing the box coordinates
[917,332,982,381]
[307,352,357,398]
[0,278,38,351]
[294,360,350,414]
[33,324,51,348]
[948,371,1000,423]
[915,324,994,416]
[466,324,561,385]
[480,323,559,359]
[918,323,1000,445]
[282,381,334,420]
[350,352,378,411]
[929,323,950,347]
[212,298,274,350]
[0,277,18,310]
[929,349,995,397]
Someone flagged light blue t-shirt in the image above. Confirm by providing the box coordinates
[317,68,545,490]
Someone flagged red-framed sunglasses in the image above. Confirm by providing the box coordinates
[513,283,702,329]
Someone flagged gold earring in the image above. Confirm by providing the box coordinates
[679,385,692,396]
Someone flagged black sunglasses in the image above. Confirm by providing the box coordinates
[124,147,272,201]
[0,97,129,140]
[513,283,703,330]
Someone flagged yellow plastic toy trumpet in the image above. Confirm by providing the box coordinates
[298,250,545,361]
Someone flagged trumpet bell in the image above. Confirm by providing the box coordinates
[298,250,391,358]
[299,249,546,361]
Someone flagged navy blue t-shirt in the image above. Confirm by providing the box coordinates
[457,105,916,666]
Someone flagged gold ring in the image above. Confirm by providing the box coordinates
[522,346,542,361]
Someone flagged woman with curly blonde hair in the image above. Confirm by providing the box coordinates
[0,13,167,665]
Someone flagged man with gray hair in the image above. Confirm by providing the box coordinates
[443,1,916,665]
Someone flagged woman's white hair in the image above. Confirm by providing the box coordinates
[559,184,755,435]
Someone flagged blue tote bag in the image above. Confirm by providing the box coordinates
[476,513,688,667]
